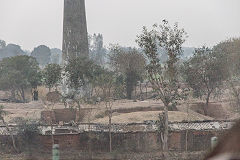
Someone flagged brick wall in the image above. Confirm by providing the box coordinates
[0,129,224,154]
[36,130,221,153]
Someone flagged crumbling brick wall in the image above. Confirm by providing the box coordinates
[36,130,221,153]
[0,128,225,154]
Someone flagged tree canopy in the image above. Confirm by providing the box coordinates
[109,45,146,99]
[31,45,51,66]
[43,64,62,91]
[0,55,41,102]
[182,46,229,108]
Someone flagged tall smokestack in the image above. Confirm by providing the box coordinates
[62,0,89,62]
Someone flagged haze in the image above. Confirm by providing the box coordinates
[0,0,239,50]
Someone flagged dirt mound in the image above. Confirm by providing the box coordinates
[1,101,46,122]
[190,102,228,119]
[111,106,163,114]
[92,111,213,124]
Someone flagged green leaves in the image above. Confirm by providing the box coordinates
[136,20,187,110]
[182,46,228,103]
[109,45,146,99]
[0,56,41,101]
[64,56,94,90]
[43,64,62,90]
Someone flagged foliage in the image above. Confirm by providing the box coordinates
[50,48,62,64]
[0,105,18,152]
[64,57,97,116]
[113,74,125,99]
[182,46,228,106]
[95,69,115,100]
[89,33,107,66]
[0,44,26,60]
[0,55,41,102]
[31,45,51,66]
[0,105,7,121]
[94,67,115,152]
[64,56,94,91]
[0,39,6,49]
[17,119,40,144]
[213,38,240,76]
[214,38,240,112]
[43,64,62,91]
[136,20,187,154]
[136,20,188,111]
[109,45,146,99]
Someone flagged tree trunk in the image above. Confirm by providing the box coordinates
[145,82,148,99]
[204,91,211,115]
[77,101,81,122]
[134,85,137,101]
[126,73,134,100]
[126,83,133,100]
[109,114,112,153]
[140,82,143,100]
[163,106,169,159]
[10,89,16,101]
[3,119,18,153]
[230,82,240,109]
[51,120,54,145]
[20,87,26,103]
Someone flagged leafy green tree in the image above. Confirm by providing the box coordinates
[213,38,240,75]
[213,38,240,111]
[64,56,95,114]
[95,69,115,152]
[65,57,93,91]
[31,45,51,66]
[109,45,146,99]
[0,55,41,102]
[136,20,187,157]
[43,64,62,91]
[0,39,6,49]
[182,46,228,110]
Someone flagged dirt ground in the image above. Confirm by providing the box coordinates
[0,151,206,160]
[0,88,238,124]
[0,99,214,124]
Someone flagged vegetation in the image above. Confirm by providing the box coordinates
[31,45,51,66]
[137,20,188,157]
[43,64,62,91]
[0,55,41,102]
[109,45,146,99]
[0,105,18,153]
[64,56,95,117]
[182,46,228,112]
[95,69,115,152]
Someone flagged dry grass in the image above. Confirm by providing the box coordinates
[0,153,26,160]
[92,110,213,124]
[0,87,237,124]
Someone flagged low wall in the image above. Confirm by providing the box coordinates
[0,121,229,155]
[37,130,221,153]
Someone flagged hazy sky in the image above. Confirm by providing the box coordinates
[0,0,240,51]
